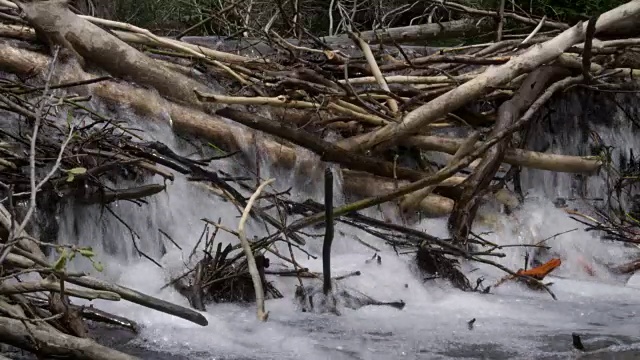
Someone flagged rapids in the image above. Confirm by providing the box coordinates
[5,71,640,360]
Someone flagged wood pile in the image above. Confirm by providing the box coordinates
[1,0,640,358]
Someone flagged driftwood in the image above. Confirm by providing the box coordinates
[237,178,274,321]
[335,0,640,152]
[18,0,211,106]
[448,66,570,248]
[0,316,137,360]
[0,44,458,219]
[319,19,493,45]
[1,0,640,357]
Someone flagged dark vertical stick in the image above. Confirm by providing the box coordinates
[495,0,506,42]
[572,333,585,351]
[323,168,334,295]
[582,14,600,84]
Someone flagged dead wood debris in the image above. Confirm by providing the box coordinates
[1,0,640,358]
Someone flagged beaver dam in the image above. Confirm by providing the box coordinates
[2,0,640,359]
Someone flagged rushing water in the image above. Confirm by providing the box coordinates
[5,74,640,359]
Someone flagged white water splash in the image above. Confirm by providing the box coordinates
[55,93,640,360]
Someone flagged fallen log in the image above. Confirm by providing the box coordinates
[0,43,456,218]
[0,0,635,358]
[0,41,294,167]
[0,316,138,360]
[401,132,482,215]
[287,75,584,231]
[319,19,492,45]
[342,171,455,217]
[405,135,602,173]
[0,30,599,176]
[335,0,640,153]
[0,204,209,326]
[213,106,463,215]
[210,106,423,181]
[0,38,601,228]
[0,280,120,301]
[18,0,213,107]
[67,276,210,327]
[0,38,466,220]
[448,65,569,247]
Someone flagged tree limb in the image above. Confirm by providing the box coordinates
[238,178,275,322]
[335,0,640,153]
[447,66,570,248]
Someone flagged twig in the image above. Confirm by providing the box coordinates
[519,15,546,46]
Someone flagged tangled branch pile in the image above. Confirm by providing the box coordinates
[1,0,640,358]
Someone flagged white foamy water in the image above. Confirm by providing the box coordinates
[50,90,640,360]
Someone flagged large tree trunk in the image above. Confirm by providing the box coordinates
[18,0,211,107]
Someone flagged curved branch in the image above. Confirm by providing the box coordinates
[238,178,275,321]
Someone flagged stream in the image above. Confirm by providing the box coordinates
[4,72,640,360]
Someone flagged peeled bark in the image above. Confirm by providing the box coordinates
[9,21,589,175]
[0,42,456,221]
[18,0,211,107]
[335,0,640,153]
[0,42,549,221]
[320,19,491,45]
[0,316,138,360]
[405,135,601,173]
[342,170,521,218]
[0,41,294,167]
[342,171,456,217]
[448,66,568,248]
[401,132,482,214]
[0,22,253,64]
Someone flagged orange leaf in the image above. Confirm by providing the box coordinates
[516,258,562,280]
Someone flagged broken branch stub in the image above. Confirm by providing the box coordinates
[335,0,640,153]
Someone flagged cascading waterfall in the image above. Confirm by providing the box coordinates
[51,86,640,359]
[523,89,640,202]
